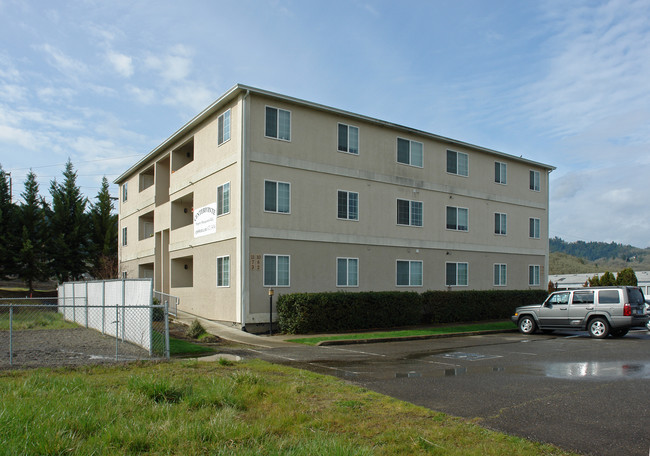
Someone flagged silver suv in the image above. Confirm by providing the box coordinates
[512,286,648,338]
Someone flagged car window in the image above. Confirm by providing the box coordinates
[572,291,594,304]
[549,292,570,304]
[627,288,645,305]
[598,290,620,304]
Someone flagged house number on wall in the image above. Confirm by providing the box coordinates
[250,254,261,270]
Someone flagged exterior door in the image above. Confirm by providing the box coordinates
[538,292,570,326]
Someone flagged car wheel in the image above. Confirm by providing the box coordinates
[518,316,537,335]
[646,319,650,331]
[588,317,609,339]
[610,328,628,338]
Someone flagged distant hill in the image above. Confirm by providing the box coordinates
[549,237,650,274]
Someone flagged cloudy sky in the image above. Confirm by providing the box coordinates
[1,0,649,247]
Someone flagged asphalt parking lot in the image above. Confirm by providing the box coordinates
[247,329,650,456]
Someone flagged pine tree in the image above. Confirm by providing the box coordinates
[49,160,89,282]
[16,171,49,292]
[89,176,118,279]
[0,165,18,279]
[616,268,638,286]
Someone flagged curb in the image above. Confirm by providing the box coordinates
[315,329,518,346]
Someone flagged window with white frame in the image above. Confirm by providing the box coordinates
[529,265,540,286]
[396,260,423,286]
[338,190,358,220]
[397,199,423,226]
[397,138,423,167]
[495,162,507,184]
[446,206,468,231]
[447,150,469,176]
[529,217,541,239]
[217,182,230,216]
[446,262,468,286]
[494,264,507,286]
[217,256,230,287]
[265,106,291,141]
[218,109,231,145]
[337,258,358,287]
[494,213,507,235]
[122,227,127,246]
[122,182,128,202]
[529,170,540,191]
[264,180,290,213]
[338,123,359,154]
[264,255,290,286]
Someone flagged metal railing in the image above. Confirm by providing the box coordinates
[154,291,179,317]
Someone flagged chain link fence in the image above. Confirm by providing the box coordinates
[1,289,170,369]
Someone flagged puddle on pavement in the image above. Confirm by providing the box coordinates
[542,361,650,380]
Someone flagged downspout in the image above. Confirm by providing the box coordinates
[545,168,552,288]
[240,89,250,331]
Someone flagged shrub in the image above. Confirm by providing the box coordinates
[278,290,547,334]
[186,320,207,339]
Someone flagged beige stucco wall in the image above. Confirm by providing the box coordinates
[117,88,551,328]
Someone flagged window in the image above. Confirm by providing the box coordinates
[337,258,358,287]
[494,213,507,235]
[572,291,594,304]
[264,180,290,213]
[530,170,540,191]
[529,265,540,286]
[446,262,468,286]
[122,227,127,246]
[529,217,540,239]
[495,162,507,184]
[217,182,230,216]
[446,206,468,231]
[396,260,423,286]
[217,256,230,287]
[397,199,423,227]
[265,106,291,141]
[122,182,128,202]
[218,109,231,145]
[447,150,468,176]
[338,191,359,220]
[598,290,620,304]
[397,138,423,167]
[494,264,507,286]
[264,255,290,286]
[338,123,359,154]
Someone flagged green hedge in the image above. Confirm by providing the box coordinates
[277,290,548,334]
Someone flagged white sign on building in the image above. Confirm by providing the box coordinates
[193,203,217,237]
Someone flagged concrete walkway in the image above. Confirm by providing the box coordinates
[173,310,293,349]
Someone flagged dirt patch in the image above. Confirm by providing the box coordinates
[0,327,153,370]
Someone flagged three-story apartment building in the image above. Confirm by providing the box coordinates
[115,84,554,332]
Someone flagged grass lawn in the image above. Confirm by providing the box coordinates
[168,336,215,356]
[288,321,516,345]
[0,308,78,331]
[0,360,575,455]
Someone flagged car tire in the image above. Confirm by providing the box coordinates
[646,319,650,331]
[610,328,628,338]
[588,317,610,339]
[518,316,537,335]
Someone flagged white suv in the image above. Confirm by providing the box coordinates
[512,286,648,338]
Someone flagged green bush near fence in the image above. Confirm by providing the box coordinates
[277,290,548,334]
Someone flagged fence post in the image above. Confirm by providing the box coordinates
[115,303,119,361]
[164,300,170,360]
[121,279,126,342]
[101,281,106,335]
[85,281,89,328]
[72,283,76,324]
[9,305,13,366]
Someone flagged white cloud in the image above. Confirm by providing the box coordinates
[107,51,133,78]
[37,43,88,77]
[144,45,193,82]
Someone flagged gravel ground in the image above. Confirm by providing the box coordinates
[0,327,155,369]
